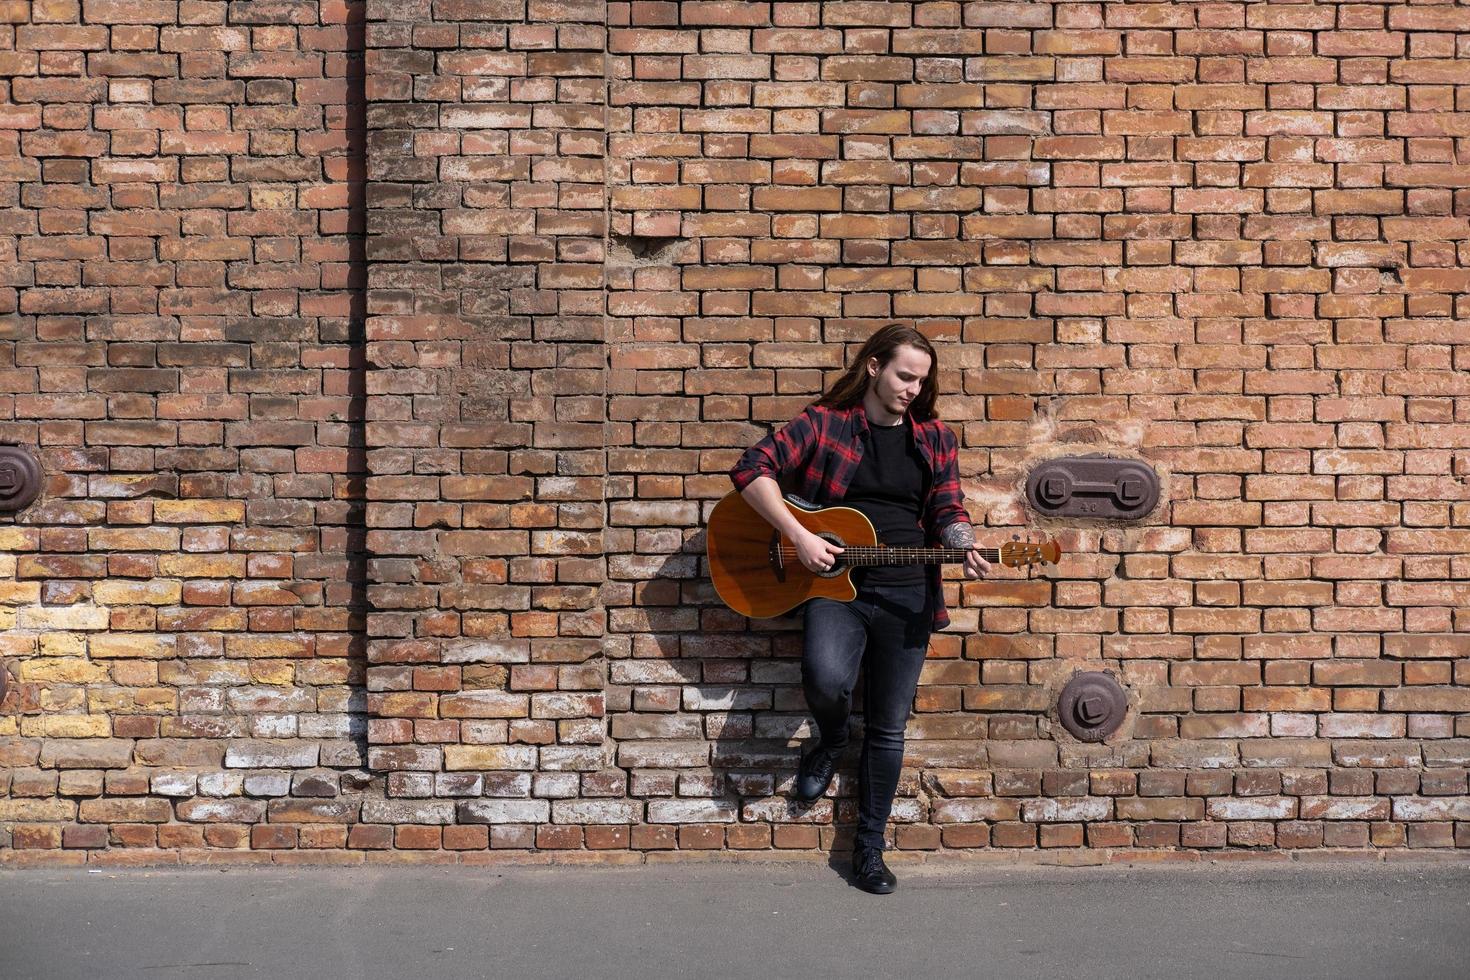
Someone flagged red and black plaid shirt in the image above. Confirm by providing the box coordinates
[728,401,972,630]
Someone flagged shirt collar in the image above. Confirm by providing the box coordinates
[852,400,911,435]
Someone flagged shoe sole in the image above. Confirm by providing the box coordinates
[854,879,896,895]
[790,787,827,805]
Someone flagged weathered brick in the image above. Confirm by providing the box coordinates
[0,0,1459,863]
[39,740,135,770]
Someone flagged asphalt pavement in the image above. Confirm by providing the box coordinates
[2,855,1468,980]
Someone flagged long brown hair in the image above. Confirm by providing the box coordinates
[813,324,940,420]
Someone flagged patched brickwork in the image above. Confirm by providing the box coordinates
[1,0,1468,864]
[361,0,610,852]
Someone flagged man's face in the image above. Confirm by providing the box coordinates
[866,344,931,417]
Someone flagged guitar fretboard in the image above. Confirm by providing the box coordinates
[778,546,1002,566]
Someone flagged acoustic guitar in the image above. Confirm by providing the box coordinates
[706,490,1063,619]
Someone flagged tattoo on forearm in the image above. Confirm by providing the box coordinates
[941,522,975,549]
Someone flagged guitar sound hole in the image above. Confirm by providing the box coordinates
[812,531,847,578]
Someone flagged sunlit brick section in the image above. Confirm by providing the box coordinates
[1,0,1467,862]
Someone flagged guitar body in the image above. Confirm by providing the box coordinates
[707,490,1061,620]
[707,491,876,619]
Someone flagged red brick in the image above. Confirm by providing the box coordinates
[0,0,1458,866]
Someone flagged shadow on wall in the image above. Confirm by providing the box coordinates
[630,528,875,853]
[341,1,370,764]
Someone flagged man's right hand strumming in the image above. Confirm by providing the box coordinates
[739,477,844,574]
[794,530,844,574]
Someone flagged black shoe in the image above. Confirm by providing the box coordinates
[851,846,897,895]
[793,744,838,804]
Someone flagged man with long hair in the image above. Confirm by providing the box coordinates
[729,323,990,894]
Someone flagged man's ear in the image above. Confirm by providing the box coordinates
[866,356,879,378]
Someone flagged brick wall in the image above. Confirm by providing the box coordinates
[362,0,611,850]
[0,0,369,856]
[1,0,1467,864]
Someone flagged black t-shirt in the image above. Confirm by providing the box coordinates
[842,417,928,587]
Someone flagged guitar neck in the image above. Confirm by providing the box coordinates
[831,547,1001,566]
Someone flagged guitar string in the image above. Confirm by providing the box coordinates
[774,549,1006,555]
[774,548,1024,565]
[773,548,1021,553]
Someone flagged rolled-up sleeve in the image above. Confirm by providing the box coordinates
[924,421,972,534]
[729,407,819,493]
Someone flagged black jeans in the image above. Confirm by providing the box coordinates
[802,578,932,852]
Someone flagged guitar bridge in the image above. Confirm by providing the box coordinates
[768,530,786,582]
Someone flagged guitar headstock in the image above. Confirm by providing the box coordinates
[998,539,1063,568]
